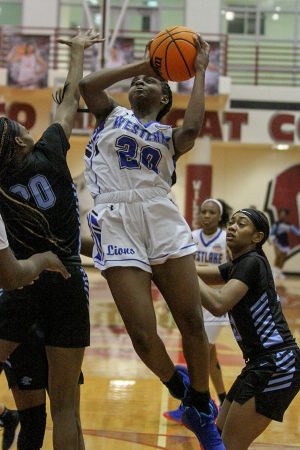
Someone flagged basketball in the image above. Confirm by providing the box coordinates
[149,26,197,82]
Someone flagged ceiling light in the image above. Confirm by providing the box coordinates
[147,0,158,6]
[225,11,235,21]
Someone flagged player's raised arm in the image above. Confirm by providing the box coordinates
[79,59,158,124]
[173,35,210,157]
[53,28,103,139]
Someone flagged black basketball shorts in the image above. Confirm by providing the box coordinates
[0,265,90,348]
[227,347,300,422]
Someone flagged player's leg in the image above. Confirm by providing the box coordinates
[3,335,49,450]
[216,397,231,431]
[152,255,210,395]
[209,343,226,406]
[0,402,20,450]
[46,346,85,450]
[220,398,271,450]
[75,385,85,450]
[105,266,177,382]
[43,264,89,450]
[12,388,47,450]
[152,256,225,450]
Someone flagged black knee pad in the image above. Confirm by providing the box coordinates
[17,403,46,450]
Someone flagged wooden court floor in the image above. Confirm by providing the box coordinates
[1,267,299,449]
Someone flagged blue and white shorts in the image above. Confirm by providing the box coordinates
[87,188,196,273]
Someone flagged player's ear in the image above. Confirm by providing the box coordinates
[14,136,26,147]
[253,231,264,245]
[161,95,169,104]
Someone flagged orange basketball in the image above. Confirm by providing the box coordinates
[149,26,197,82]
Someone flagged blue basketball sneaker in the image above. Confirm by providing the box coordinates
[182,401,225,450]
[163,398,219,425]
[163,403,184,424]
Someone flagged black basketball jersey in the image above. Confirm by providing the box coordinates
[219,251,296,360]
[1,123,80,259]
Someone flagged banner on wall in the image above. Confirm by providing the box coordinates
[6,34,49,89]
[4,85,300,145]
[264,164,300,259]
[185,164,212,229]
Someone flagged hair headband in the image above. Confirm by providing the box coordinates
[236,208,270,246]
[201,198,223,216]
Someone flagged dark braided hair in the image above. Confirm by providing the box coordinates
[0,117,66,253]
[0,117,19,178]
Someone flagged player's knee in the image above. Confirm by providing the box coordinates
[18,403,46,450]
[130,328,158,354]
[181,313,206,337]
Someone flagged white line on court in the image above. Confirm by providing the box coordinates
[157,385,170,448]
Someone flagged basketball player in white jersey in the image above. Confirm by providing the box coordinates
[164,198,231,423]
[79,34,225,450]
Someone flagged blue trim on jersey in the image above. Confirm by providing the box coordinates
[71,182,81,254]
[86,122,105,195]
[263,349,295,392]
[93,257,152,267]
[199,228,223,248]
[87,212,104,263]
[131,112,158,128]
[250,291,284,349]
[79,267,90,304]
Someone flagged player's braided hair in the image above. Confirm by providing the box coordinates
[0,117,66,252]
[0,117,18,177]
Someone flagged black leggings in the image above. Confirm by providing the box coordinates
[18,404,46,450]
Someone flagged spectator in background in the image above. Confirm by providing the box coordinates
[7,42,48,89]
[269,208,300,280]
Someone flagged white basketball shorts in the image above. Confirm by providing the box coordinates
[87,188,196,273]
[202,308,229,344]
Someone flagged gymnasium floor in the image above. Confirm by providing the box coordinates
[1,267,299,449]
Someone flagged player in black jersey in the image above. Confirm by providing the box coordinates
[195,208,300,450]
[0,29,102,450]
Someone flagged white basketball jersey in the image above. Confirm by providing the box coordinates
[192,228,227,266]
[193,227,228,326]
[84,106,176,198]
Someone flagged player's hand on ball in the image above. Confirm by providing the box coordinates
[193,34,210,73]
[142,55,164,80]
